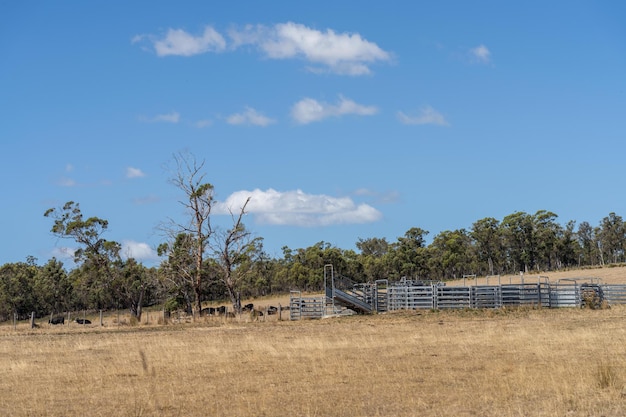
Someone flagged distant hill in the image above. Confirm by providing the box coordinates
[448,264,626,286]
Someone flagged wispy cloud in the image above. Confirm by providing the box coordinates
[469,44,491,64]
[121,240,159,262]
[397,106,449,126]
[226,107,276,126]
[195,119,212,128]
[291,96,378,124]
[213,188,382,227]
[126,167,145,179]
[135,22,391,75]
[50,246,77,262]
[132,195,160,205]
[139,112,180,123]
[56,177,77,187]
[353,188,400,204]
[133,27,226,57]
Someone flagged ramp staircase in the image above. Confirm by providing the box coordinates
[325,265,375,314]
[333,287,374,313]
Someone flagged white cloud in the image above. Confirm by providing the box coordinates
[126,167,145,179]
[469,44,491,63]
[195,119,212,128]
[213,188,382,227]
[291,96,378,124]
[140,112,180,123]
[121,240,159,262]
[230,22,391,75]
[397,106,449,126]
[226,107,276,126]
[137,22,390,75]
[149,27,226,57]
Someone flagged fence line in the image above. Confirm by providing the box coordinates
[385,282,626,312]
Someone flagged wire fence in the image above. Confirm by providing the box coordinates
[7,302,291,330]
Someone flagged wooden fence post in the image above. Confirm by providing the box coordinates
[30,312,35,329]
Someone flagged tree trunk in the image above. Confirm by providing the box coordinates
[129,287,145,321]
[225,283,241,314]
[194,282,202,315]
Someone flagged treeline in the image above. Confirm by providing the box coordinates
[3,154,626,321]
[2,207,626,322]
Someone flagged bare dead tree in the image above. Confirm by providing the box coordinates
[161,151,214,314]
[211,197,258,313]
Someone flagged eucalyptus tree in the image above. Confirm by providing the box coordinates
[533,210,561,271]
[471,217,503,276]
[44,201,121,309]
[44,201,152,318]
[157,233,197,313]
[268,246,297,292]
[577,221,598,266]
[500,212,536,273]
[115,258,155,320]
[556,220,580,269]
[243,246,275,297]
[0,260,38,320]
[356,237,390,281]
[386,227,430,280]
[33,257,73,315]
[356,237,390,257]
[428,229,475,281]
[597,212,626,264]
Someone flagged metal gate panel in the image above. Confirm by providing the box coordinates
[436,286,471,309]
[471,286,502,309]
[601,285,626,305]
[406,285,435,309]
[549,284,580,308]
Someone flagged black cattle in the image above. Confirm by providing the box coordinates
[49,316,64,325]
[242,303,254,312]
[267,306,278,315]
[216,306,227,315]
[200,307,216,316]
[75,318,91,325]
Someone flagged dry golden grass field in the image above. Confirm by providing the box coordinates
[2,266,626,417]
[448,264,626,286]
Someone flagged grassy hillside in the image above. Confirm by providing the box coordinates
[448,264,626,286]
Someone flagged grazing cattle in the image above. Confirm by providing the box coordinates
[216,306,227,315]
[267,306,278,315]
[75,318,91,325]
[49,316,65,325]
[200,307,216,316]
[242,303,254,312]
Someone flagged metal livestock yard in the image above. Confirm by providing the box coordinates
[289,265,626,320]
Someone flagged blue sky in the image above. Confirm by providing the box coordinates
[1,1,625,267]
